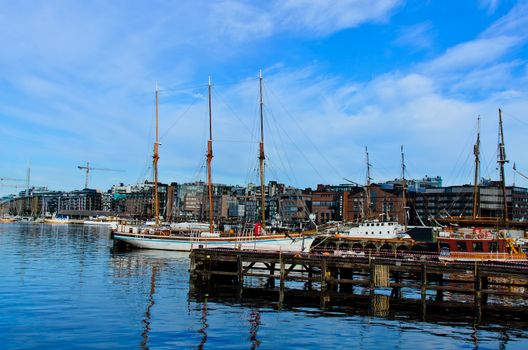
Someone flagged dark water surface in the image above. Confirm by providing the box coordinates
[1,223,527,349]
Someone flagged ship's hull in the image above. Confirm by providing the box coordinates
[0,218,17,223]
[112,231,314,252]
[43,220,71,225]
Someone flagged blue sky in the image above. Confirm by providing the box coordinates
[2,0,528,196]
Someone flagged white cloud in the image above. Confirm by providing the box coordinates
[482,1,528,38]
[206,0,403,42]
[393,22,433,50]
[424,36,520,75]
[276,0,403,36]
[480,0,500,14]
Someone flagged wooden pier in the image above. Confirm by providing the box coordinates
[190,249,528,319]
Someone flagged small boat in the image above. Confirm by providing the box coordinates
[341,220,411,239]
[0,216,18,223]
[44,215,71,225]
[83,218,119,229]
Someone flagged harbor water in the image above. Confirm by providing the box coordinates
[1,223,527,349]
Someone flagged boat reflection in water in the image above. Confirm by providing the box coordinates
[188,280,528,348]
[108,248,527,349]
[140,264,158,350]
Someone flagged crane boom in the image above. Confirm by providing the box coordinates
[77,161,124,189]
[513,163,528,181]
[0,177,24,182]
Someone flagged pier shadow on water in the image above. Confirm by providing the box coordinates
[188,280,528,330]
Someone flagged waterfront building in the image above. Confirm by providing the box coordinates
[413,182,528,224]
[311,184,343,224]
[277,189,312,226]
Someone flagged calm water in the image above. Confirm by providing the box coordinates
[1,223,527,349]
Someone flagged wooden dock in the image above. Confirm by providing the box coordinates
[190,248,528,318]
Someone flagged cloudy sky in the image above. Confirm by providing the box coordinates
[1,0,528,195]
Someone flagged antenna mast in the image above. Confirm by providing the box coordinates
[401,145,407,230]
[498,108,509,226]
[153,82,160,226]
[258,70,266,229]
[207,76,214,233]
[472,115,480,221]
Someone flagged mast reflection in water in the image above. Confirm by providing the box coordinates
[0,223,527,349]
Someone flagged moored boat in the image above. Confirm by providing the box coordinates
[0,216,18,223]
[112,74,320,252]
[44,215,71,224]
[112,224,315,252]
[340,220,411,239]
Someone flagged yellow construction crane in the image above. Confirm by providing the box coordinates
[77,162,124,189]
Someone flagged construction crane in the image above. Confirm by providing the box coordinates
[513,163,528,182]
[1,165,31,195]
[0,177,24,189]
[77,162,124,189]
[0,177,24,182]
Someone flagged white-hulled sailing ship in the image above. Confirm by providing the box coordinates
[112,74,317,252]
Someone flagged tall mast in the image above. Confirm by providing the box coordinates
[472,115,480,221]
[207,76,214,233]
[259,70,266,229]
[498,108,509,226]
[26,162,31,197]
[365,146,372,220]
[401,145,407,230]
[153,82,160,226]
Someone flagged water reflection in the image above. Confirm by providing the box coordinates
[189,281,528,348]
[197,300,208,349]
[249,309,261,349]
[2,224,526,349]
[140,265,158,350]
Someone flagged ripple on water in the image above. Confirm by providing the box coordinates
[0,223,527,349]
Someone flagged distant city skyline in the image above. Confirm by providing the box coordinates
[2,1,528,197]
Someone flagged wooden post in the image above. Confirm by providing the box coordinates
[474,262,482,323]
[320,259,330,308]
[307,265,313,290]
[189,252,196,278]
[279,253,285,304]
[369,261,376,296]
[268,262,275,288]
[320,259,327,291]
[237,255,243,284]
[330,267,338,292]
[237,255,243,299]
[482,275,488,306]
[421,264,427,299]
[390,270,401,298]
[435,273,444,302]
[421,264,427,320]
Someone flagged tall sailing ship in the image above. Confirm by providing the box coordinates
[112,74,317,252]
[435,110,526,260]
